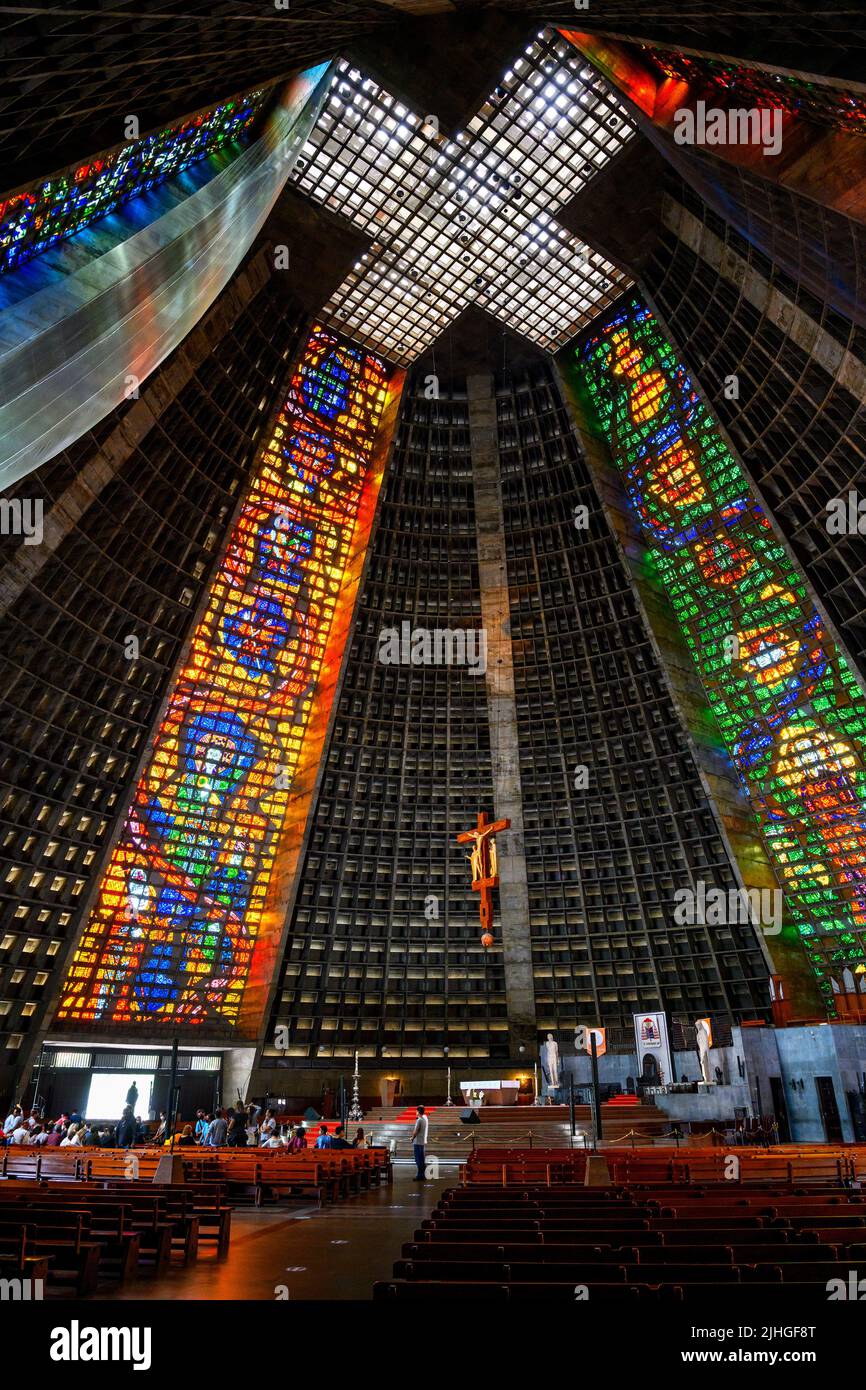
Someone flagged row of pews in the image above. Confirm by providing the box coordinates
[177,1146,393,1205]
[0,1174,230,1295]
[374,1144,866,1302]
[460,1144,863,1188]
[0,1143,392,1296]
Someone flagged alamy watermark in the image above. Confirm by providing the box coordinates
[674,101,782,156]
[0,497,43,546]
[673,881,782,932]
[49,1321,151,1370]
[825,491,866,535]
[1,1276,43,1300]
[827,1270,866,1299]
[378,621,487,675]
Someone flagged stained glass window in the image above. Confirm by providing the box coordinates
[640,46,866,136]
[0,88,269,275]
[55,326,395,1028]
[574,298,866,998]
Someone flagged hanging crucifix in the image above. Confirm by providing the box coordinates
[457,810,510,948]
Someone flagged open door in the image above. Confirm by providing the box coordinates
[815,1076,844,1142]
[768,1075,791,1142]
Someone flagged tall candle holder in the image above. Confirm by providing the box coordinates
[347,1049,363,1123]
[445,1064,455,1107]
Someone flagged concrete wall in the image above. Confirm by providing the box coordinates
[734,1025,866,1141]
[541,1026,866,1139]
[247,1025,866,1135]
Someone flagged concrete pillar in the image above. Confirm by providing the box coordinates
[466,372,537,1056]
[222,1046,257,1109]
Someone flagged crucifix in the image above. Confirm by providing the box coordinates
[457,810,510,948]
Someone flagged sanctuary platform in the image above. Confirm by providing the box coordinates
[360,1102,671,1157]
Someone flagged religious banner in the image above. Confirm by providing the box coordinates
[634,1010,673,1087]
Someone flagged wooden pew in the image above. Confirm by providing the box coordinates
[0,1209,100,1293]
[0,1225,51,1288]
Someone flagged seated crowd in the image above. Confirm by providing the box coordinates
[2,1101,375,1152]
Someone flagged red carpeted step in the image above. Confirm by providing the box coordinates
[393,1106,438,1123]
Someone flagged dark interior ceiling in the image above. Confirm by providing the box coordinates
[344,10,537,135]
[411,303,550,387]
[556,135,668,278]
[3,2,865,196]
[259,186,371,315]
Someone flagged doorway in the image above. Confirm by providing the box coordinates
[814,1075,844,1142]
[768,1075,791,1142]
[85,1072,153,1122]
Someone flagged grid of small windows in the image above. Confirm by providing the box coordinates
[0,0,394,192]
[289,28,633,364]
[645,175,866,682]
[264,378,509,1063]
[660,144,866,347]
[0,277,307,1078]
[498,361,771,1032]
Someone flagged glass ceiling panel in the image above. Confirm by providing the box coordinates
[289,28,635,365]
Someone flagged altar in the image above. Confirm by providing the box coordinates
[459,1079,520,1107]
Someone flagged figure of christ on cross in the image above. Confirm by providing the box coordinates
[457,810,510,947]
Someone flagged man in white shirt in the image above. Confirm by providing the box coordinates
[410,1105,429,1182]
[3,1106,22,1135]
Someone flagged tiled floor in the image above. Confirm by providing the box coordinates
[97,1162,458,1301]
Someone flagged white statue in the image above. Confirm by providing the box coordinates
[541,1033,561,1090]
[695,1018,713,1085]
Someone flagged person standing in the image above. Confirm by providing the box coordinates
[411,1105,428,1181]
[126,1080,139,1109]
[116,1106,137,1148]
[194,1110,210,1145]
[206,1109,227,1147]
[260,1109,277,1144]
[226,1113,247,1147]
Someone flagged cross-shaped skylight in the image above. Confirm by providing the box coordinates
[289,28,635,366]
